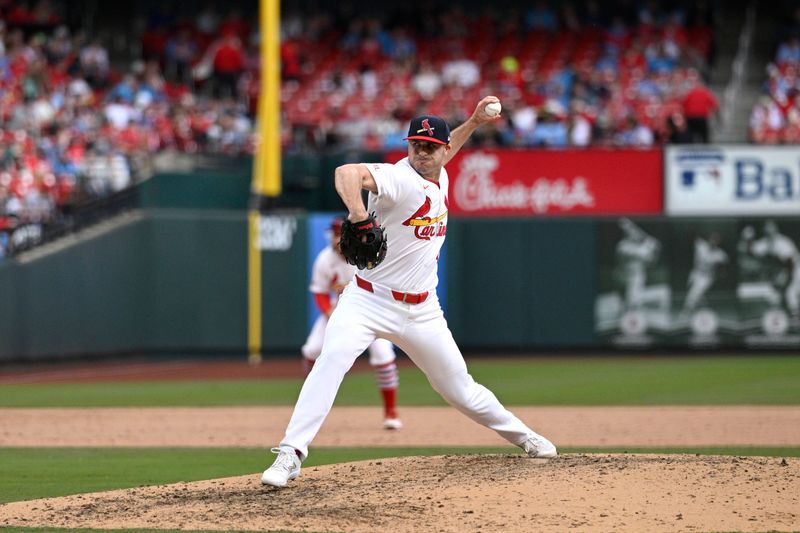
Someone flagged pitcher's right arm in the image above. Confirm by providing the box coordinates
[334,164,377,221]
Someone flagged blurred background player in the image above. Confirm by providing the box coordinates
[616,218,663,310]
[303,216,401,430]
[741,220,800,321]
[682,231,729,313]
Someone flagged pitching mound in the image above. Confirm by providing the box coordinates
[1,453,798,533]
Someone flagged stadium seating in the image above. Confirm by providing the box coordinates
[749,23,800,144]
[0,0,716,257]
[0,2,254,254]
[275,4,714,151]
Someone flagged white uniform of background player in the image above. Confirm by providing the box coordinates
[302,217,401,429]
[262,97,556,488]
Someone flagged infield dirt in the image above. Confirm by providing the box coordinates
[1,453,798,533]
[1,406,800,532]
[1,359,799,532]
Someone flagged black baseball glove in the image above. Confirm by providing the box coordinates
[339,213,387,270]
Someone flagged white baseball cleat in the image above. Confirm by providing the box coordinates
[522,434,557,458]
[261,447,301,487]
[383,417,403,430]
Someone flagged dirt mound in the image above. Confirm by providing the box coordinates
[1,453,798,533]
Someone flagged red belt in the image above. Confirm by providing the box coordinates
[355,275,429,305]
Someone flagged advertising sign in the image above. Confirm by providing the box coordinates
[666,145,800,216]
[257,215,298,251]
[387,149,663,216]
[595,217,800,348]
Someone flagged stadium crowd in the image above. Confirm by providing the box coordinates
[0,1,255,256]
[0,0,716,256]
[131,0,717,153]
[750,3,800,144]
[277,1,715,150]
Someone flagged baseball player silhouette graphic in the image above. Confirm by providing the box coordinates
[682,232,728,313]
[302,216,401,430]
[742,220,800,319]
[262,96,557,488]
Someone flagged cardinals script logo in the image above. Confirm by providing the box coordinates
[402,196,448,240]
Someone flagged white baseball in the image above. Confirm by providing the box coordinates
[485,101,502,117]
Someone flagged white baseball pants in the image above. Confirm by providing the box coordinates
[302,315,395,366]
[280,281,538,459]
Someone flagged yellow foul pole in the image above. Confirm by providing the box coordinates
[248,0,281,363]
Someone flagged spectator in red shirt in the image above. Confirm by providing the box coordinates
[681,68,719,143]
[207,30,245,98]
[280,39,302,82]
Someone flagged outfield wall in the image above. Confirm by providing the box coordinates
[0,209,599,360]
[3,209,799,361]
[1,146,799,360]
[0,211,253,360]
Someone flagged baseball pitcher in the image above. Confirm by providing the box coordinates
[262,96,556,488]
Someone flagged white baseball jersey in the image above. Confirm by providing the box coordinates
[361,157,449,293]
[309,246,354,299]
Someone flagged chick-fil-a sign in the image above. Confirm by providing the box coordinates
[388,149,662,216]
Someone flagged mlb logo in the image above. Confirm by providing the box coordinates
[680,166,720,187]
[680,165,721,188]
[676,150,724,190]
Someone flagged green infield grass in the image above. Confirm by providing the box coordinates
[2,446,799,504]
[1,356,799,407]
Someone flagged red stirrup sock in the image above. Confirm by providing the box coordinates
[381,387,398,419]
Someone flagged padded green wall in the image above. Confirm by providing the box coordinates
[0,211,605,361]
[261,216,309,349]
[146,211,249,350]
[13,217,152,357]
[0,261,21,356]
[445,218,597,348]
[0,210,310,360]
